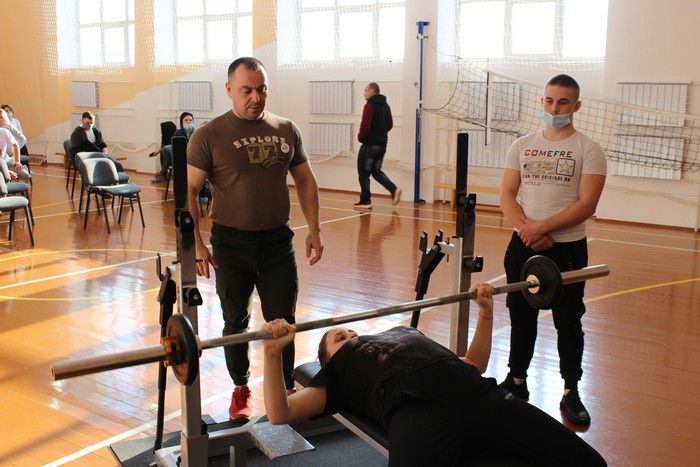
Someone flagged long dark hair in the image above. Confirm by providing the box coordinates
[317,330,332,366]
[160,121,177,147]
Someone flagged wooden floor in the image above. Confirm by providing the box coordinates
[1,164,699,466]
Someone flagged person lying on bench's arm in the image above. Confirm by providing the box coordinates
[261,284,607,467]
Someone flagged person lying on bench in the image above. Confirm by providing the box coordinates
[261,284,607,467]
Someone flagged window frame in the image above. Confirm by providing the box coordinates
[294,0,406,64]
[157,0,253,66]
[57,0,135,68]
[456,0,608,64]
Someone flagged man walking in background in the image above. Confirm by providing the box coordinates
[354,82,401,210]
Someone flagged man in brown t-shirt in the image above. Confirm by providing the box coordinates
[187,57,324,422]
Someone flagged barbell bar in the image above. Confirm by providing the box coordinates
[51,256,609,383]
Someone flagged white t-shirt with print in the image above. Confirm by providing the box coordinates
[504,130,607,243]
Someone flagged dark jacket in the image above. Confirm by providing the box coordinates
[358,94,393,146]
[69,125,107,157]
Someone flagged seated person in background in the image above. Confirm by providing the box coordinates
[174,111,196,142]
[149,121,177,183]
[151,112,194,183]
[262,284,607,467]
[1,104,28,156]
[70,111,108,158]
[0,109,27,159]
[0,126,29,180]
[69,112,129,180]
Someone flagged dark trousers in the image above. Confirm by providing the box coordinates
[504,232,588,389]
[387,360,606,467]
[357,144,397,203]
[211,223,298,389]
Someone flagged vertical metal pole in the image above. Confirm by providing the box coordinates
[449,133,473,355]
[171,136,209,466]
[485,72,492,148]
[414,20,429,204]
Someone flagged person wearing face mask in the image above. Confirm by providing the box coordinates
[174,111,196,142]
[498,74,607,427]
[69,111,108,159]
[152,112,195,183]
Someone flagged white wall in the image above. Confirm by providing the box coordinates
[597,0,700,229]
[36,0,700,229]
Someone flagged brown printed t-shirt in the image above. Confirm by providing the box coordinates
[187,110,309,231]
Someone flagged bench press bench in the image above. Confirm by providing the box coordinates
[293,361,536,466]
[293,361,390,457]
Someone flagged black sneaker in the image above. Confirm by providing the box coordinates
[560,389,591,426]
[498,374,529,400]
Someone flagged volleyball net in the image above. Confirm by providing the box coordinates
[425,58,700,185]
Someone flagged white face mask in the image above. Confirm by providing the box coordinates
[82,121,93,130]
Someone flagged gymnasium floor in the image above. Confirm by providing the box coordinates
[1,163,699,466]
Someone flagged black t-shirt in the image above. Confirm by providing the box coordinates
[308,326,487,428]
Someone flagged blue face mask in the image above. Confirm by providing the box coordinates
[540,111,571,129]
[183,123,195,132]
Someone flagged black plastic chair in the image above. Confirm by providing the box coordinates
[0,167,34,245]
[78,158,144,234]
[0,158,33,225]
[161,144,210,214]
[161,144,174,202]
[64,139,72,189]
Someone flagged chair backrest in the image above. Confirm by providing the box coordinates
[0,166,8,196]
[0,158,10,183]
[79,157,120,187]
[75,152,107,185]
[64,139,72,163]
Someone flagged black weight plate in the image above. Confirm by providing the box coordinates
[166,314,200,385]
[520,255,563,309]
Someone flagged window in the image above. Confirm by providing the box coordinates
[56,0,135,68]
[279,0,405,65]
[154,0,253,65]
[458,0,608,61]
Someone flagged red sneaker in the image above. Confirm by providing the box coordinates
[229,386,252,422]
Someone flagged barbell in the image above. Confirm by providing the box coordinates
[51,256,609,385]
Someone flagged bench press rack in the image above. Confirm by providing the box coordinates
[152,132,482,464]
[412,132,483,354]
[292,132,485,460]
[116,136,318,466]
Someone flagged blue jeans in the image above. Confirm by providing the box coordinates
[357,144,397,203]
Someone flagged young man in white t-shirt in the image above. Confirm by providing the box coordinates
[498,74,607,426]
